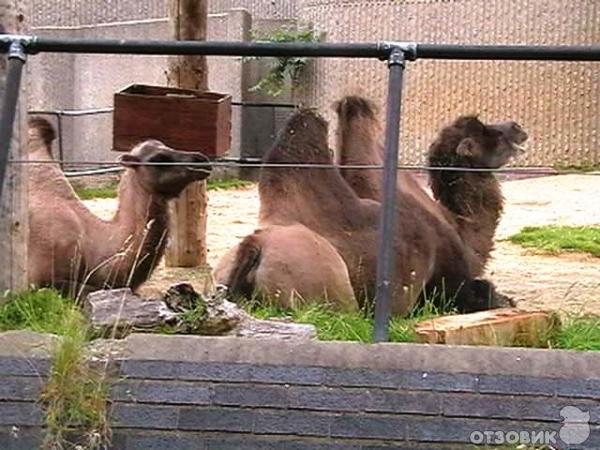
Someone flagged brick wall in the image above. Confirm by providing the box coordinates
[1,332,599,449]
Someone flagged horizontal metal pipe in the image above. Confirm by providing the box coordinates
[12,37,384,58]
[416,44,600,61]
[1,36,600,61]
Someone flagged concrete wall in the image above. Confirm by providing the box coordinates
[297,0,600,166]
[1,331,599,449]
[28,10,253,164]
[30,0,298,27]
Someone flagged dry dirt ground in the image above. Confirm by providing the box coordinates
[84,174,599,314]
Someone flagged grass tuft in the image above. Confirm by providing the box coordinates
[508,225,600,257]
[0,290,111,449]
[551,314,600,351]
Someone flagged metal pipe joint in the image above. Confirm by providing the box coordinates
[378,41,417,63]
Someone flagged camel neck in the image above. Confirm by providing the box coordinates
[106,170,169,288]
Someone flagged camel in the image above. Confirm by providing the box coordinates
[215,109,491,315]
[214,223,357,311]
[27,117,211,297]
[427,115,528,275]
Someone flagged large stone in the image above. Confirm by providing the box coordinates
[85,288,177,336]
[84,285,316,341]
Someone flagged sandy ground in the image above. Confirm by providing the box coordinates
[84,174,599,314]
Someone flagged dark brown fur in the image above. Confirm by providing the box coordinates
[428,116,527,275]
[232,108,492,314]
[335,96,506,311]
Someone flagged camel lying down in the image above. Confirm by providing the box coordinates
[215,103,527,315]
[28,117,211,297]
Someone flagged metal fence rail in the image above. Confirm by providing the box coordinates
[2,35,600,341]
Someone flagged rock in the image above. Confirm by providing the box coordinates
[84,284,316,341]
[231,317,316,340]
[85,288,177,336]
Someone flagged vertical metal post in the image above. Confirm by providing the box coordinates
[0,41,26,201]
[56,113,65,168]
[373,46,407,342]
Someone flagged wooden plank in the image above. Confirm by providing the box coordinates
[0,0,28,299]
[415,308,559,347]
[165,0,209,268]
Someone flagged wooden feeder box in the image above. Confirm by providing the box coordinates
[113,84,231,158]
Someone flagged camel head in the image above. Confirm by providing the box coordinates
[28,117,56,159]
[265,109,332,164]
[432,116,528,169]
[118,140,211,199]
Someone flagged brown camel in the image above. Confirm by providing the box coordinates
[216,109,493,315]
[213,223,357,311]
[427,115,528,275]
[27,117,211,297]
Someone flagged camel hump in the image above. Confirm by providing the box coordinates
[227,233,262,299]
[334,95,378,121]
[28,117,56,145]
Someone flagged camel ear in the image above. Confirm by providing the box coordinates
[456,138,480,158]
[118,154,142,168]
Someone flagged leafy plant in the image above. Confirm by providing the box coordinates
[248,26,320,97]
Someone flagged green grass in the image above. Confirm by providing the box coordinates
[508,225,600,257]
[74,181,119,200]
[74,178,253,200]
[245,300,444,344]
[0,289,82,334]
[244,299,600,351]
[207,178,253,191]
[553,161,600,173]
[551,314,600,351]
[0,290,111,448]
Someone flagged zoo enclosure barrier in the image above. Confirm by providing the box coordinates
[28,101,297,173]
[1,35,600,341]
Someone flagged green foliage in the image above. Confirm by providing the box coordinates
[508,225,600,257]
[248,26,320,96]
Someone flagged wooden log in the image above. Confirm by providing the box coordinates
[415,308,559,347]
[165,0,209,267]
[0,0,28,299]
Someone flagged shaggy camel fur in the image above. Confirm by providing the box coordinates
[428,116,527,275]
[27,117,211,296]
[216,109,491,315]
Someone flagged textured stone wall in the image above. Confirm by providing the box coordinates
[30,0,297,27]
[1,332,599,449]
[298,0,600,166]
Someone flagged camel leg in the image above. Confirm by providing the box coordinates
[214,225,358,312]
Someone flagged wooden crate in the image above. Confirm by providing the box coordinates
[113,84,231,158]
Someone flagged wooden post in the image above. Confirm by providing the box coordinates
[165,0,209,267]
[0,0,28,299]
